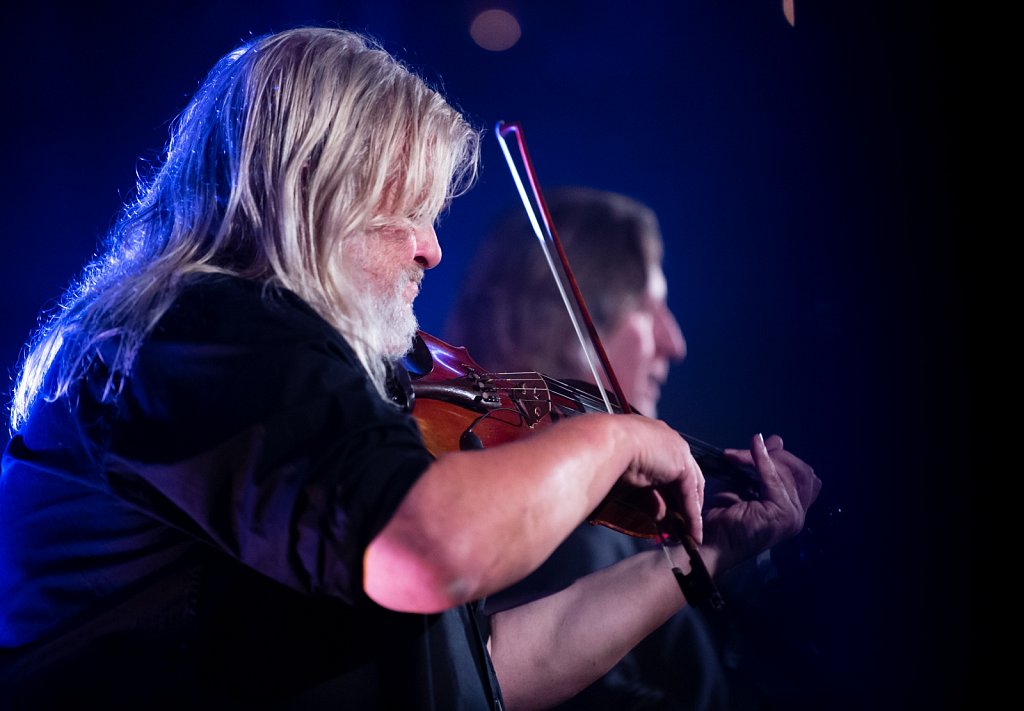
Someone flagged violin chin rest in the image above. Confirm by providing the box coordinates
[402,332,436,377]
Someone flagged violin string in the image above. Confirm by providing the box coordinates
[485,371,612,413]
[484,371,726,461]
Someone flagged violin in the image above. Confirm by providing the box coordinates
[401,330,761,541]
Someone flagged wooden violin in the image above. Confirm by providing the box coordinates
[402,330,761,541]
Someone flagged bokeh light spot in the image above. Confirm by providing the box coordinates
[469,9,522,52]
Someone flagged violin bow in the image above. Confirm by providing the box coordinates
[494,120,724,612]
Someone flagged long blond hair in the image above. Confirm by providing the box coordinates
[11,27,479,429]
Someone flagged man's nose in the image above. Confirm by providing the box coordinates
[415,224,442,269]
[656,305,687,362]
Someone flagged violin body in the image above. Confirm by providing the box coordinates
[401,331,550,453]
[401,330,758,540]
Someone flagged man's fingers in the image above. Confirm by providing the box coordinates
[750,433,804,517]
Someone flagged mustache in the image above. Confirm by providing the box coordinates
[405,268,423,293]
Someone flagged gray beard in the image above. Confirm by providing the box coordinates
[363,271,420,361]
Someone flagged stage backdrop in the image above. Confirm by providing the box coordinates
[1,2,969,707]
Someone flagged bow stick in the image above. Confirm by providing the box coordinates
[494,120,724,612]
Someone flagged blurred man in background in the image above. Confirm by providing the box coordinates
[446,186,829,710]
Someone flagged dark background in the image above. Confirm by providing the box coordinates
[1,1,970,708]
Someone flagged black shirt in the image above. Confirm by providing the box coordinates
[0,275,502,710]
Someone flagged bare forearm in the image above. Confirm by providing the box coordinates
[365,414,659,612]
[489,548,690,711]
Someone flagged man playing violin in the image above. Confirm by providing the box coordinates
[0,27,820,710]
